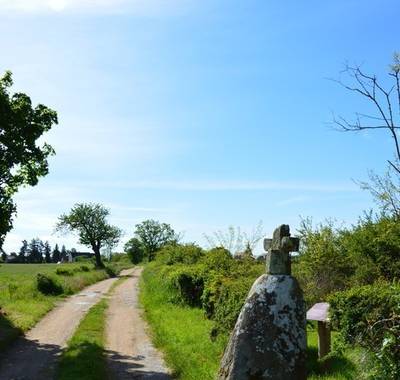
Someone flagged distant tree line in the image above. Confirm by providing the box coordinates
[1,239,89,264]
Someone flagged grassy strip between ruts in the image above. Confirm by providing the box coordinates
[140,263,364,380]
[56,299,109,380]
[56,275,130,380]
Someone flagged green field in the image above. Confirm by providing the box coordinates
[0,261,132,350]
[140,264,364,380]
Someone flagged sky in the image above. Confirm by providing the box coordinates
[1,0,399,254]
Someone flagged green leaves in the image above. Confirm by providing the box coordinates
[56,203,122,267]
[0,71,58,247]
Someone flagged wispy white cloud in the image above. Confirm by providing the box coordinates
[0,0,192,14]
[81,179,360,192]
[276,196,311,206]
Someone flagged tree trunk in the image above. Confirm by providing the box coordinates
[93,247,104,268]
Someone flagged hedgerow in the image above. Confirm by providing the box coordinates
[329,282,400,379]
[154,244,263,333]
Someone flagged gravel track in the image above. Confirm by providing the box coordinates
[0,268,134,380]
[105,267,171,380]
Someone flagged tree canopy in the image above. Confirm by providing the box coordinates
[0,71,58,248]
[56,203,122,267]
[134,219,179,261]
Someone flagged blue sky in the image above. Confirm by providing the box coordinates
[1,0,399,253]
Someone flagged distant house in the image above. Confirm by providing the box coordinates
[5,252,19,263]
[71,251,94,262]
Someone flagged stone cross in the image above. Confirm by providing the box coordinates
[263,224,299,275]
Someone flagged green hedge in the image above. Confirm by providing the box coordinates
[329,282,400,379]
[154,244,264,334]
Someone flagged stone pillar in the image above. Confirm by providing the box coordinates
[218,224,307,380]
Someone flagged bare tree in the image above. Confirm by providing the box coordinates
[203,221,264,255]
[333,54,400,218]
[357,170,400,219]
[332,53,400,173]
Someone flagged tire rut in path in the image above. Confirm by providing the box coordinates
[106,267,171,379]
[0,268,135,380]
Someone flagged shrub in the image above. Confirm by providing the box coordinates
[56,267,75,276]
[37,273,63,295]
[104,266,117,278]
[296,219,355,305]
[211,277,255,332]
[200,247,234,272]
[124,238,145,264]
[329,282,400,379]
[79,265,90,272]
[342,214,400,281]
[166,265,205,307]
[158,244,204,265]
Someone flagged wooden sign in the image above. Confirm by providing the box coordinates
[306,302,329,322]
[307,302,331,359]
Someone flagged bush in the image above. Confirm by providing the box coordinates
[158,244,204,265]
[200,247,234,272]
[295,219,356,305]
[329,282,400,379]
[104,266,117,278]
[151,244,264,335]
[79,265,90,272]
[56,267,75,276]
[166,265,205,306]
[37,273,63,295]
[124,238,145,264]
[342,214,400,281]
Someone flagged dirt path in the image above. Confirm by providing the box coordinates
[106,267,171,379]
[0,268,135,380]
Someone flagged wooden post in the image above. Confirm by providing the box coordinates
[317,321,331,359]
[306,302,331,359]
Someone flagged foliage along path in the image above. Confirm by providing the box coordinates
[105,267,170,379]
[0,269,134,380]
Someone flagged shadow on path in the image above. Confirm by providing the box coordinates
[107,349,172,380]
[0,336,61,380]
[0,312,22,352]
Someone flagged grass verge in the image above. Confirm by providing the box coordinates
[140,263,365,380]
[140,263,228,380]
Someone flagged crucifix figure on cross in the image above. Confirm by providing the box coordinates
[263,224,299,275]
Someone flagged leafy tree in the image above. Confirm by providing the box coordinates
[124,238,144,264]
[52,243,61,263]
[28,238,43,263]
[44,241,52,263]
[295,218,355,304]
[1,250,6,262]
[134,219,179,261]
[342,213,400,281]
[60,244,67,262]
[18,240,28,263]
[0,71,57,249]
[56,203,122,268]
